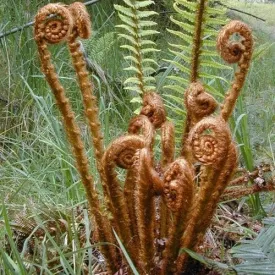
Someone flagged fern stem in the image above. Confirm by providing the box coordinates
[191,0,207,82]
[35,41,118,272]
[132,6,146,94]
[34,4,119,271]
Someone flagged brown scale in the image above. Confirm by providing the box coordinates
[141,92,167,129]
[181,82,218,158]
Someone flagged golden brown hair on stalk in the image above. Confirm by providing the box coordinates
[34,3,118,271]
[161,159,195,274]
[191,0,208,82]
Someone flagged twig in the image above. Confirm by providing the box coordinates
[0,0,101,39]
[229,164,271,187]
[215,1,266,22]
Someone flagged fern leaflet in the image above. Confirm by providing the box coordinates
[115,0,159,96]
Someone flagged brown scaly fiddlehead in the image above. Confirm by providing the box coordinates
[131,148,160,273]
[34,3,118,271]
[66,2,105,182]
[217,20,253,121]
[181,82,218,157]
[161,159,195,274]
[140,91,167,129]
[128,115,155,149]
[176,117,237,273]
[102,134,145,266]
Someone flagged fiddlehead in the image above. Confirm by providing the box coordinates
[217,20,253,121]
[161,159,194,274]
[188,117,231,165]
[34,3,118,271]
[102,135,145,246]
[34,4,73,45]
[185,82,217,124]
[140,92,166,129]
[163,159,194,213]
[176,118,237,273]
[181,82,217,157]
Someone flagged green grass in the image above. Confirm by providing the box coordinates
[225,1,275,215]
[228,0,275,26]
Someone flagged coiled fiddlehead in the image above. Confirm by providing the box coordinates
[217,20,253,121]
[176,117,237,273]
[34,3,118,271]
[163,159,194,212]
[181,82,218,157]
[161,159,194,274]
[35,4,73,44]
[140,92,167,129]
[188,117,231,165]
[102,135,145,247]
[185,82,217,125]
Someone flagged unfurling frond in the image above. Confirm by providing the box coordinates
[115,0,159,96]
[165,0,230,134]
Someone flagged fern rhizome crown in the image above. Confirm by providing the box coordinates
[33,1,262,274]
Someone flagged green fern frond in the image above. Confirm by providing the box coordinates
[231,224,275,275]
[115,0,159,96]
[82,32,116,66]
[164,0,230,135]
[182,248,236,275]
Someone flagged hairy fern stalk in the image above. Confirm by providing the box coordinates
[115,0,159,98]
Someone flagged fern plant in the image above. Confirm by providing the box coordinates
[114,0,159,100]
[231,223,275,275]
[29,1,275,274]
